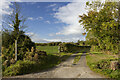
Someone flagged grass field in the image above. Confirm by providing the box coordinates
[36,46,59,54]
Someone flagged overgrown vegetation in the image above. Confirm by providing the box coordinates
[3,52,72,76]
[2,3,48,76]
[80,1,120,79]
[2,3,35,62]
[86,52,119,79]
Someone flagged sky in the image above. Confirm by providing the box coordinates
[0,0,110,43]
[20,2,87,43]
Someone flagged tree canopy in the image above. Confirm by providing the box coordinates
[79,1,120,54]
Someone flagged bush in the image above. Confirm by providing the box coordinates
[3,53,61,76]
[3,60,36,76]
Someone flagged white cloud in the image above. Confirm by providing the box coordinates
[27,33,50,43]
[52,8,56,11]
[26,32,86,43]
[44,39,60,42]
[48,4,56,7]
[46,35,85,42]
[54,2,87,36]
[28,16,43,20]
[52,7,59,11]
[45,20,50,24]
[0,0,12,15]
[54,21,60,24]
[28,17,34,20]
[37,17,43,20]
[25,32,34,36]
[0,0,22,15]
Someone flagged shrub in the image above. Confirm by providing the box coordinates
[3,53,60,76]
[3,60,36,76]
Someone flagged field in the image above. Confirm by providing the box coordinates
[36,46,59,54]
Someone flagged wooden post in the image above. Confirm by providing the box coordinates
[15,40,17,61]
[58,46,60,53]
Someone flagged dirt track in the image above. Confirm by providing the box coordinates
[10,53,104,78]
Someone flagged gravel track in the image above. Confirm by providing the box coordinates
[8,53,104,78]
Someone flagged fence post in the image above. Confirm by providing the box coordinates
[15,40,17,61]
[58,46,60,53]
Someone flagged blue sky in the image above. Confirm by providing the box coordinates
[19,2,70,39]
[1,1,90,43]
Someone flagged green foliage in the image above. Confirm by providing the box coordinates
[3,52,72,76]
[76,40,89,46]
[2,3,35,63]
[86,53,119,78]
[35,42,62,46]
[60,43,91,53]
[79,1,120,54]
[89,59,120,79]
[3,60,36,76]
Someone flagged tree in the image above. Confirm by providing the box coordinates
[79,1,120,54]
[2,3,35,61]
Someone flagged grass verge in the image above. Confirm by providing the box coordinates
[86,52,119,79]
[3,52,72,76]
[73,53,83,64]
